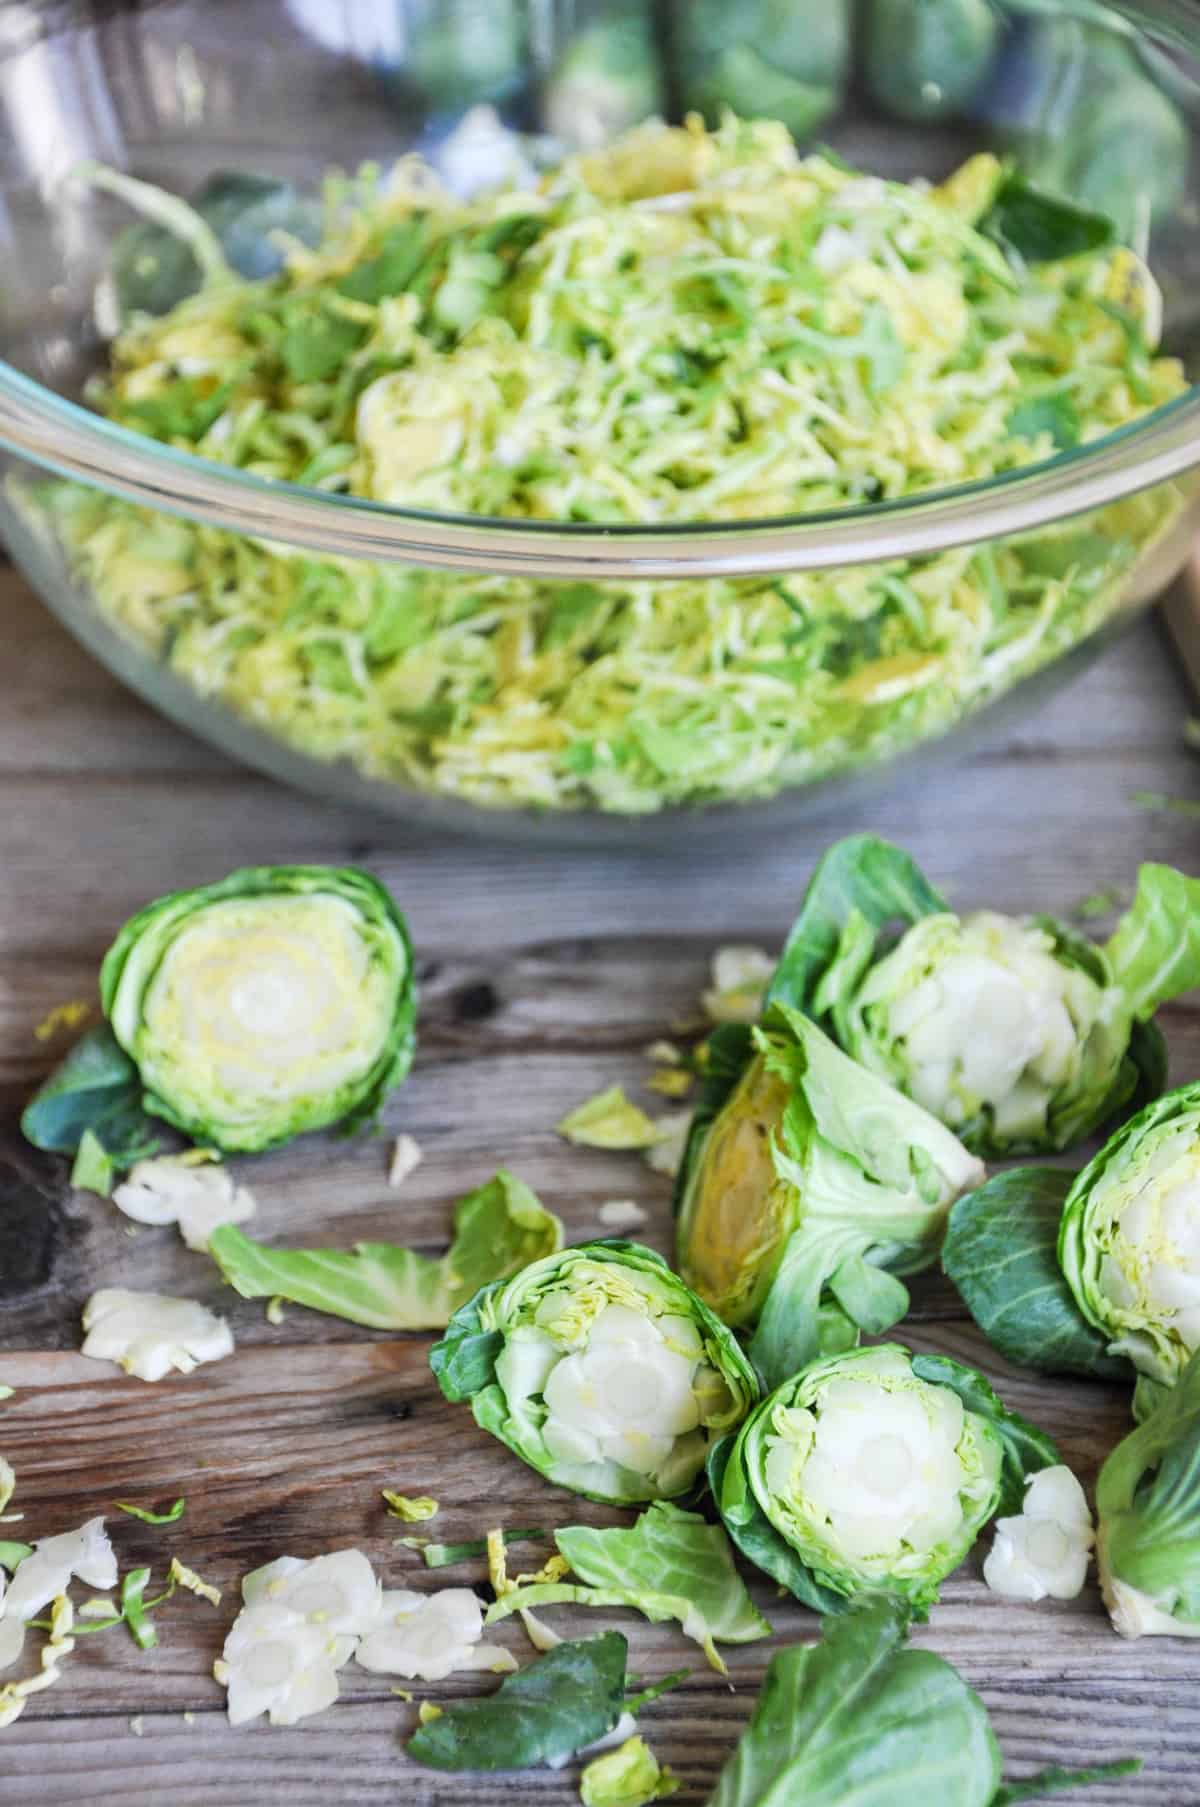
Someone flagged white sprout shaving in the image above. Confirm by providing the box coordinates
[984,1465,1094,1603]
[355,1588,516,1681]
[519,1606,563,1652]
[702,946,774,1025]
[643,1112,692,1179]
[0,1595,75,1727]
[81,1289,234,1382]
[388,1134,423,1190]
[218,1549,380,1728]
[112,1153,257,1252]
[0,1459,14,1518]
[597,1200,648,1233]
[0,1518,116,1674]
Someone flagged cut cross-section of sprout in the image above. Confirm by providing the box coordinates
[432,1242,759,1507]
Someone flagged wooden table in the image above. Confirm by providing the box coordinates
[2,564,1199,1805]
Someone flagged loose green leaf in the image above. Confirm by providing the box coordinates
[1104,863,1200,1023]
[408,1526,546,1569]
[21,1024,160,1167]
[211,1170,562,1331]
[1131,790,1200,820]
[709,1598,1002,1807]
[558,1087,663,1150]
[1007,394,1080,450]
[487,1502,769,1672]
[115,1499,186,1525]
[120,1567,158,1650]
[336,217,430,304]
[982,173,1115,264]
[943,1169,1130,1381]
[406,1631,629,1771]
[1097,1346,1200,1637]
[0,1542,32,1570]
[70,1128,115,1197]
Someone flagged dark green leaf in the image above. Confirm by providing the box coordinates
[766,834,947,1017]
[278,307,366,382]
[412,1526,546,1569]
[119,377,236,440]
[406,1632,628,1772]
[992,1759,1141,1806]
[1007,394,1080,450]
[982,174,1115,263]
[21,1024,160,1167]
[337,217,431,304]
[910,1352,1059,1515]
[428,1277,508,1400]
[943,1169,1130,1380]
[709,1598,1002,1807]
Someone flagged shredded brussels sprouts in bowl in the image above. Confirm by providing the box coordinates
[22,114,1191,819]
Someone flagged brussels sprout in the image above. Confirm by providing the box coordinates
[712,1344,1057,1616]
[674,0,849,140]
[675,1006,983,1389]
[1097,1346,1200,1639]
[545,13,664,154]
[1059,1082,1200,1395]
[974,19,1188,243]
[771,836,1200,1156]
[430,1241,758,1507]
[407,0,527,115]
[864,0,999,124]
[98,865,416,1153]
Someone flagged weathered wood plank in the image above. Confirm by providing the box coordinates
[2,565,1200,1802]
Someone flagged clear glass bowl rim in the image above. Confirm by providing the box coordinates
[3,0,1200,579]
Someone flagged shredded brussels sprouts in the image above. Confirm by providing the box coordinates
[36,116,1187,813]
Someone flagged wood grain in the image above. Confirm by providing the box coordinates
[1,566,1199,1803]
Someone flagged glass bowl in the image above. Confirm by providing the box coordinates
[2,0,1200,846]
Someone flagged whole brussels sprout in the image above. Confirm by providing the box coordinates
[431,1240,759,1506]
[770,836,1200,1157]
[713,1343,1057,1615]
[675,0,850,141]
[864,0,999,124]
[675,1006,983,1389]
[545,11,664,153]
[98,864,416,1153]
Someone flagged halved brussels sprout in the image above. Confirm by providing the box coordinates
[430,1241,758,1507]
[713,1344,1057,1616]
[1059,1082,1200,1395]
[99,865,416,1153]
[675,1006,982,1389]
[770,836,1200,1156]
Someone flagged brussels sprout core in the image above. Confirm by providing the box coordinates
[761,1355,995,1572]
[100,866,416,1152]
[499,1287,725,1494]
[852,911,1119,1144]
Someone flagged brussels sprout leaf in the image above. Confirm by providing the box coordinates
[1097,1347,1200,1635]
[943,1169,1131,1381]
[406,1631,629,1771]
[1104,863,1200,1023]
[486,1502,769,1671]
[992,1761,1142,1806]
[910,1352,1059,1516]
[982,174,1115,264]
[22,1025,160,1169]
[766,834,947,1017]
[708,1597,1001,1807]
[210,1171,561,1330]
